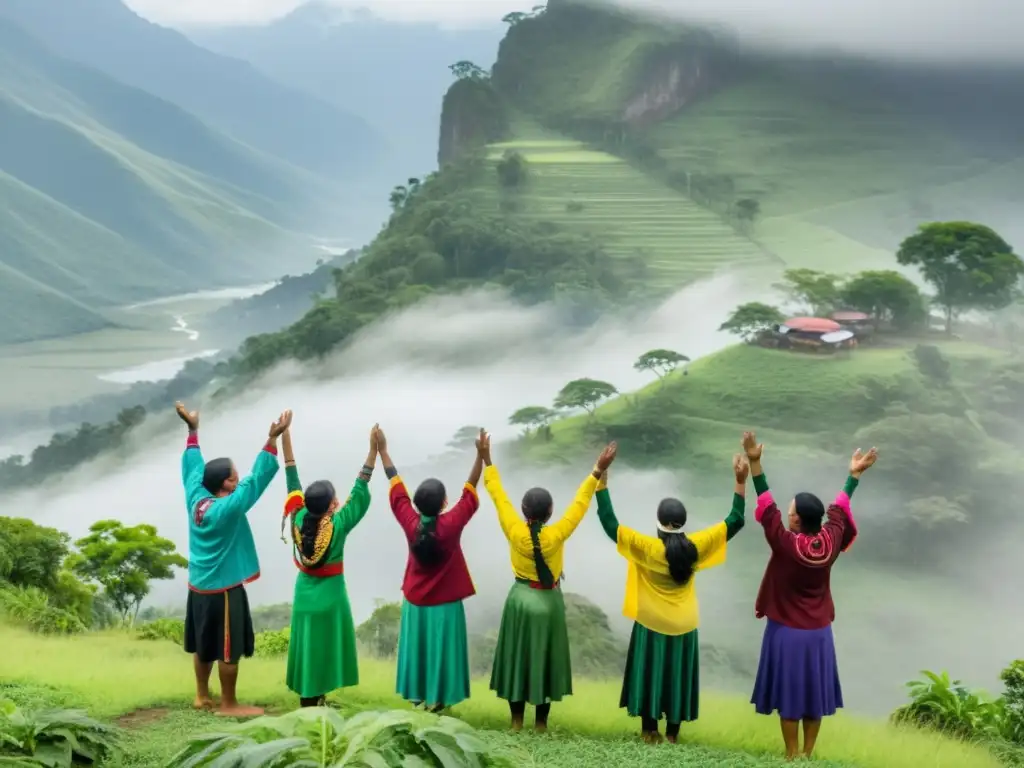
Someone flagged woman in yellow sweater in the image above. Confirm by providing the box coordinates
[482,436,618,732]
[595,452,749,743]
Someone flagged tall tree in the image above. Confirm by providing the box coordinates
[633,349,689,386]
[840,270,927,330]
[719,302,785,342]
[509,406,556,434]
[554,378,618,415]
[71,520,186,625]
[897,222,1024,333]
[775,269,841,316]
[496,150,529,190]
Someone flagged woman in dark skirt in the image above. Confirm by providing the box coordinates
[482,437,618,732]
[744,430,877,760]
[595,452,748,744]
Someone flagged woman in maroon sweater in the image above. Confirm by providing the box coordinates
[377,425,486,712]
[744,431,877,760]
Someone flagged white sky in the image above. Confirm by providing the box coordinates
[126,0,1024,64]
[126,0,531,27]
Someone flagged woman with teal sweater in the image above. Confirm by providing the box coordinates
[281,421,377,706]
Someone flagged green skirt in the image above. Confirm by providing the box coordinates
[285,573,358,698]
[620,622,700,723]
[396,599,470,708]
[489,581,572,705]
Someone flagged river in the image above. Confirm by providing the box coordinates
[99,281,278,385]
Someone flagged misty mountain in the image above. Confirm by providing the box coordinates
[0,17,324,344]
[0,0,386,182]
[188,3,505,178]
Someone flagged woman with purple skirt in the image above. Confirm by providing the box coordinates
[742,431,877,760]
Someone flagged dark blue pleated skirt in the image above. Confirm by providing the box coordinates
[750,620,843,720]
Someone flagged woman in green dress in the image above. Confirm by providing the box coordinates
[483,438,619,731]
[595,451,748,744]
[282,421,377,706]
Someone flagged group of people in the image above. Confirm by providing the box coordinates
[176,401,877,760]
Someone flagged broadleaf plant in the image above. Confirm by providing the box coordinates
[166,708,523,768]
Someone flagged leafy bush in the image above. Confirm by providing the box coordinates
[1002,660,1024,744]
[166,707,520,767]
[135,617,185,645]
[254,627,291,658]
[0,698,119,766]
[0,584,86,635]
[891,669,1006,740]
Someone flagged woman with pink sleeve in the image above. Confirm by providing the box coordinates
[377,426,487,712]
[744,430,878,760]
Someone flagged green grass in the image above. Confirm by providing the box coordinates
[483,118,777,288]
[642,76,1022,271]
[0,626,999,768]
[526,340,1006,468]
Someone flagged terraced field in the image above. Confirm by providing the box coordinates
[483,121,777,289]
[642,76,1022,271]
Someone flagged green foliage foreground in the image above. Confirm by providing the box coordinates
[0,626,1002,768]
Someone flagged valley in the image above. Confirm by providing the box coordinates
[2,1,1024,767]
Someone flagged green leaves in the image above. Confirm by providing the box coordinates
[166,708,519,768]
[892,669,1006,741]
[0,699,119,767]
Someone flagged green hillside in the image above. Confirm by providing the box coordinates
[0,18,321,344]
[436,0,1024,283]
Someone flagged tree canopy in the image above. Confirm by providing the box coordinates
[554,378,618,414]
[719,302,785,342]
[70,520,186,625]
[633,349,689,383]
[840,270,926,330]
[896,222,1024,332]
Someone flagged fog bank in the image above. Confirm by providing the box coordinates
[15,272,1024,715]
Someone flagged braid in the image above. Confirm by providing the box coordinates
[528,520,555,588]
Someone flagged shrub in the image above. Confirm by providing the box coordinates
[0,698,120,766]
[135,617,185,645]
[0,584,86,635]
[254,627,291,658]
[166,707,520,767]
[891,669,1005,740]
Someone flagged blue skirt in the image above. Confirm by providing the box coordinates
[750,620,843,720]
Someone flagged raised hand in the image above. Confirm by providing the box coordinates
[269,410,293,439]
[742,431,763,461]
[595,442,618,472]
[475,428,490,462]
[733,453,750,483]
[850,447,878,477]
[375,424,387,453]
[175,401,198,431]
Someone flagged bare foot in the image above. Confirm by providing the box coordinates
[192,697,213,711]
[216,704,264,718]
[510,716,524,732]
[666,735,677,745]
[642,732,664,745]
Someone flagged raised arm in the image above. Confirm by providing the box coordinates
[725,453,749,541]
[594,472,618,543]
[280,427,303,541]
[378,426,419,535]
[212,411,290,522]
[546,442,618,545]
[826,447,876,552]
[744,431,790,552]
[335,425,378,534]
[442,429,487,533]
[176,403,204,506]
